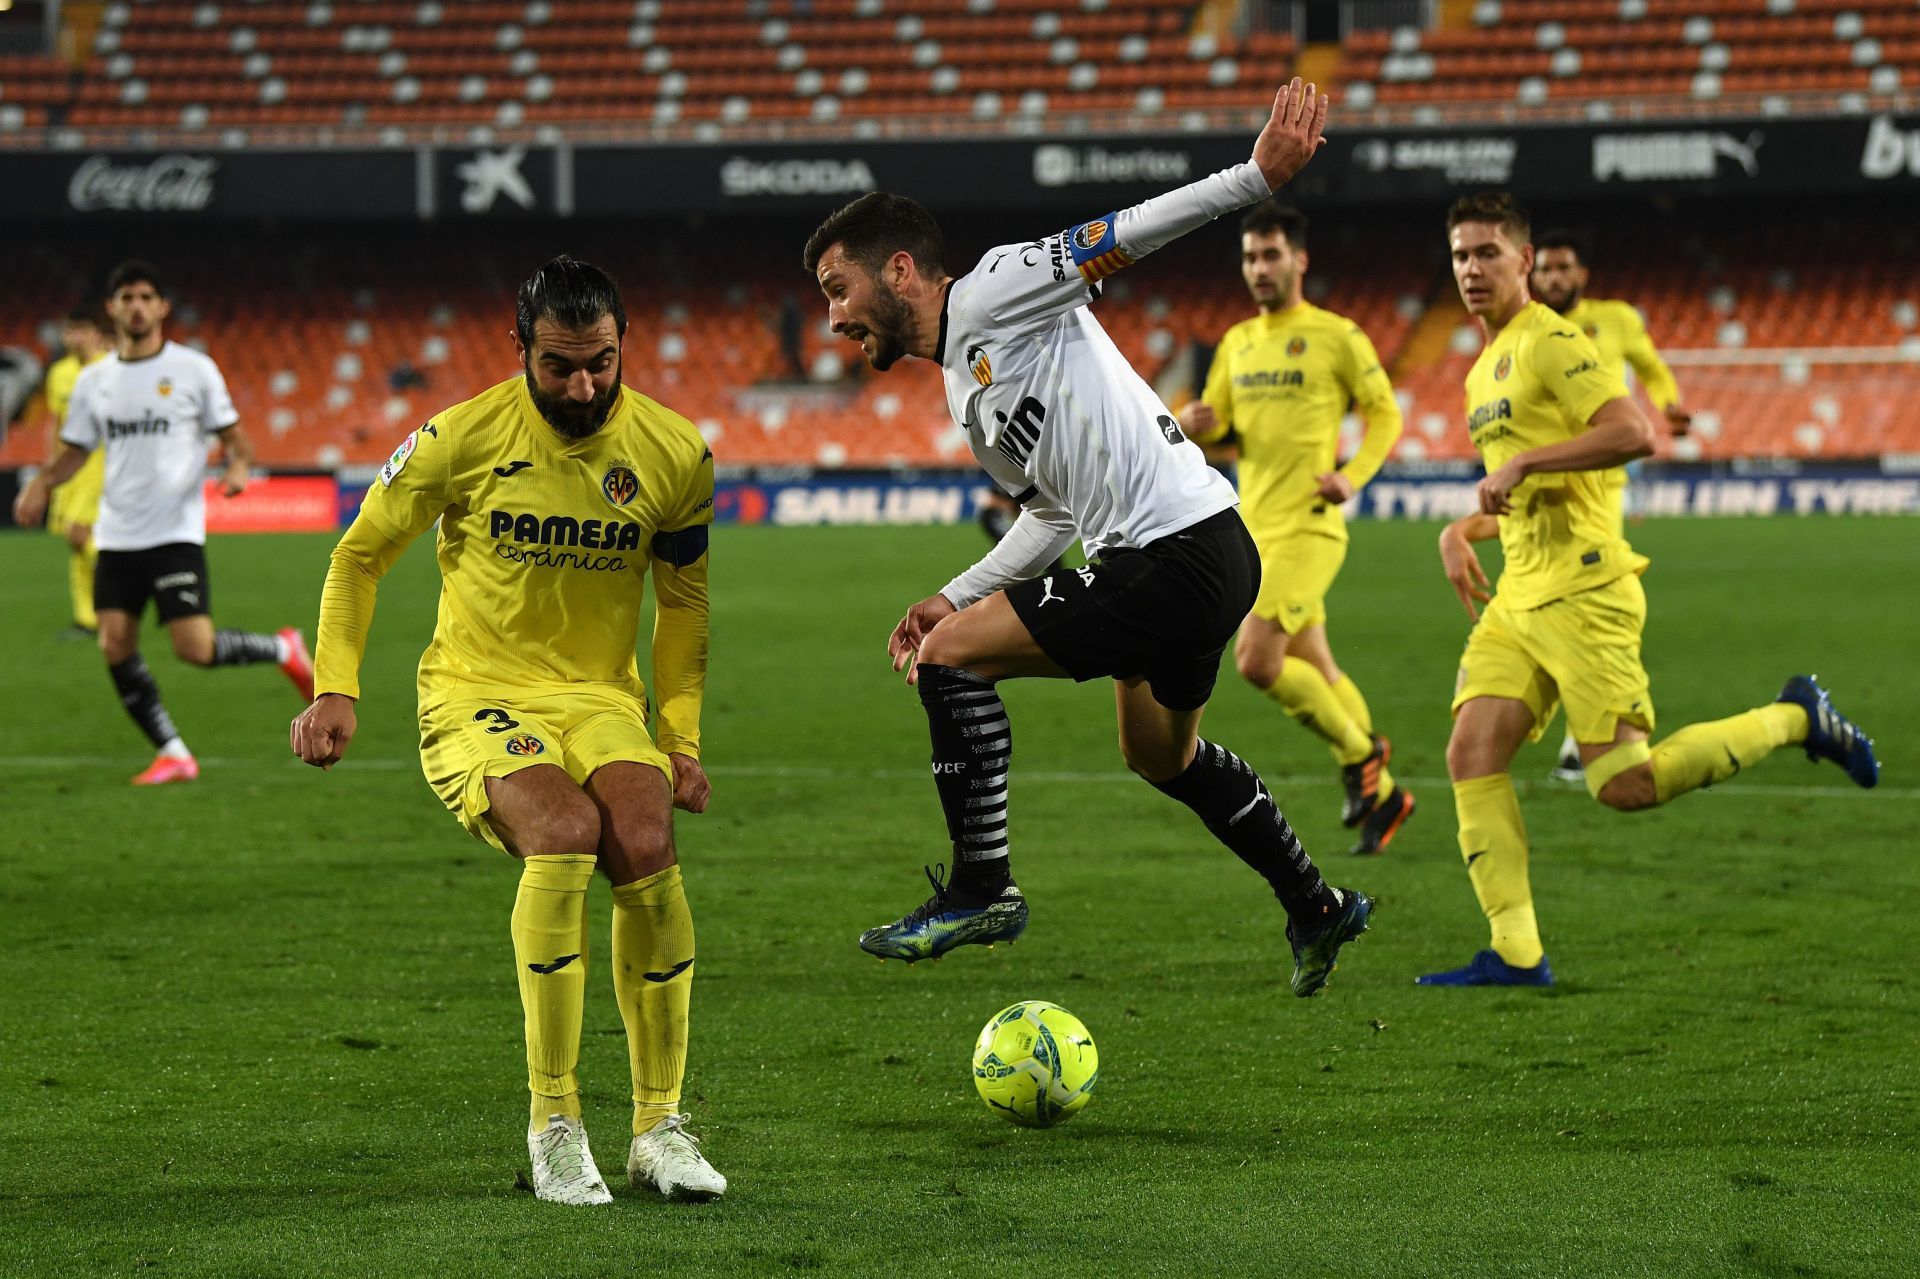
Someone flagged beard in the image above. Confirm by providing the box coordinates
[524,359,621,439]
[854,286,915,371]
[1540,284,1578,313]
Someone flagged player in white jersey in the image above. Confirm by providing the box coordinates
[12,261,313,785]
[803,79,1374,997]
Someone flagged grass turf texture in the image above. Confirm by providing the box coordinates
[1,517,1915,1278]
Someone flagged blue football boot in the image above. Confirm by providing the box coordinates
[858,864,1028,963]
[1287,888,1374,997]
[1416,949,1555,987]
[1776,675,1879,789]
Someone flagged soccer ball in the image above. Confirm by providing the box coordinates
[970,1001,1098,1128]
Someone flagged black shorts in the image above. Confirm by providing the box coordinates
[1005,507,1259,711]
[94,542,212,623]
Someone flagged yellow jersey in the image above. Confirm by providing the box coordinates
[47,353,90,423]
[1195,301,1401,545]
[316,377,714,757]
[47,351,111,512]
[1463,302,1646,611]
[1563,297,1679,412]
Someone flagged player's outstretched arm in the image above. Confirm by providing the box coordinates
[651,553,712,814]
[1106,77,1329,265]
[291,513,412,769]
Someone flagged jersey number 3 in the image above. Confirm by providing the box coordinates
[473,708,521,734]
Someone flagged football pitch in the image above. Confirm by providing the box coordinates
[2,517,1915,1278]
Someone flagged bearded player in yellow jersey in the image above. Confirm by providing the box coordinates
[43,309,113,636]
[1419,195,1879,988]
[289,257,726,1204]
[1532,229,1692,784]
[1179,202,1413,855]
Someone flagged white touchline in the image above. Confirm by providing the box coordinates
[0,757,1909,801]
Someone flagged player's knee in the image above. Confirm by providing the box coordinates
[603,825,675,882]
[1596,766,1658,812]
[98,632,136,665]
[1445,733,1486,782]
[1118,734,1188,784]
[173,637,214,666]
[917,616,980,674]
[1233,645,1279,689]
[539,798,603,858]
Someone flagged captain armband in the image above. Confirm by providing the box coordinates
[651,525,709,568]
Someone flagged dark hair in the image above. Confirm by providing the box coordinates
[515,255,628,349]
[63,308,106,329]
[1239,201,1308,250]
[1446,192,1531,245]
[1534,228,1591,266]
[802,192,947,280]
[106,259,167,298]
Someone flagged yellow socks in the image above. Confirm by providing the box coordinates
[611,864,696,1136]
[1329,673,1374,737]
[1265,657,1375,767]
[70,542,98,631]
[1453,774,1543,968]
[1650,703,1807,805]
[510,853,596,1132]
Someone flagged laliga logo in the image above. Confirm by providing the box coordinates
[68,154,217,212]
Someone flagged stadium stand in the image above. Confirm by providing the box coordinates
[3,3,1915,470]
[4,205,1916,469]
[2,0,1913,140]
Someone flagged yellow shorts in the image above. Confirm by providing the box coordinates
[48,451,106,534]
[419,685,670,851]
[1251,533,1346,634]
[1452,573,1656,746]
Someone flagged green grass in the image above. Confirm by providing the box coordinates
[1,518,1916,1278]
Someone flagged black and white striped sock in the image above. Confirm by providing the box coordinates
[108,655,183,750]
[211,629,284,666]
[916,663,1013,898]
[1153,739,1336,923]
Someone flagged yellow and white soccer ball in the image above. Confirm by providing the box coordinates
[970,1000,1098,1128]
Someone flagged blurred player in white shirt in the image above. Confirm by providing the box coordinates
[13,260,314,784]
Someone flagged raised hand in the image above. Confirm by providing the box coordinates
[1251,77,1331,191]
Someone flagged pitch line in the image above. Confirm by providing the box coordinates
[0,755,1907,800]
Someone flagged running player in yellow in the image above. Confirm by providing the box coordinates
[1531,230,1692,782]
[43,309,113,636]
[1420,194,1879,988]
[289,257,726,1204]
[1179,202,1413,855]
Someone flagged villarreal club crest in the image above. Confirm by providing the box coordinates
[603,464,639,506]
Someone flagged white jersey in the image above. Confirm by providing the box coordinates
[59,341,240,551]
[938,162,1271,609]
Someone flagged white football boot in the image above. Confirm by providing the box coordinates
[528,1114,613,1206]
[627,1113,727,1201]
